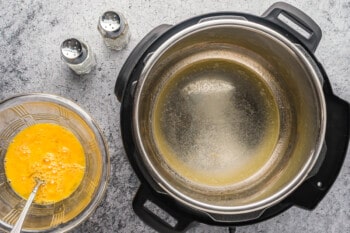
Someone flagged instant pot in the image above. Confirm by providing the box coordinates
[115,2,350,232]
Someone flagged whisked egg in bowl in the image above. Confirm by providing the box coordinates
[0,94,109,233]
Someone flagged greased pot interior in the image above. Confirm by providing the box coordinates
[133,19,326,215]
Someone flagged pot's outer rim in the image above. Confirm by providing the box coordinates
[132,18,327,216]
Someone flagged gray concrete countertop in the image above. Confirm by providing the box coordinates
[1,0,349,232]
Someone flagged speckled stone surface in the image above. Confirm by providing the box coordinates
[0,0,349,232]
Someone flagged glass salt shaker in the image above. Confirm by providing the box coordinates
[60,38,96,75]
[98,11,131,50]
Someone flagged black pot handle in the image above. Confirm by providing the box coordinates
[132,185,194,233]
[115,24,172,102]
[262,2,322,52]
[286,94,350,209]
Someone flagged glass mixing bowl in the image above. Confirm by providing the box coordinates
[0,93,110,232]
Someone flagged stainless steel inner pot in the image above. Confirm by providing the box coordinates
[133,18,326,218]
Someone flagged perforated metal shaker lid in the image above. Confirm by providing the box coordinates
[60,38,88,65]
[98,11,126,38]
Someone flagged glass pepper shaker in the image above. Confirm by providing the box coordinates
[60,38,96,75]
[98,11,131,50]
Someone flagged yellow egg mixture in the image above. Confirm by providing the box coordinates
[4,123,85,204]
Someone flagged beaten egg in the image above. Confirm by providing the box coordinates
[4,123,85,204]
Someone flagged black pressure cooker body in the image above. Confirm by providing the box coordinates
[115,2,350,232]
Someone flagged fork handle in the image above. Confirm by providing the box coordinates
[11,182,42,233]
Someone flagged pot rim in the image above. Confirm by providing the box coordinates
[132,18,327,215]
